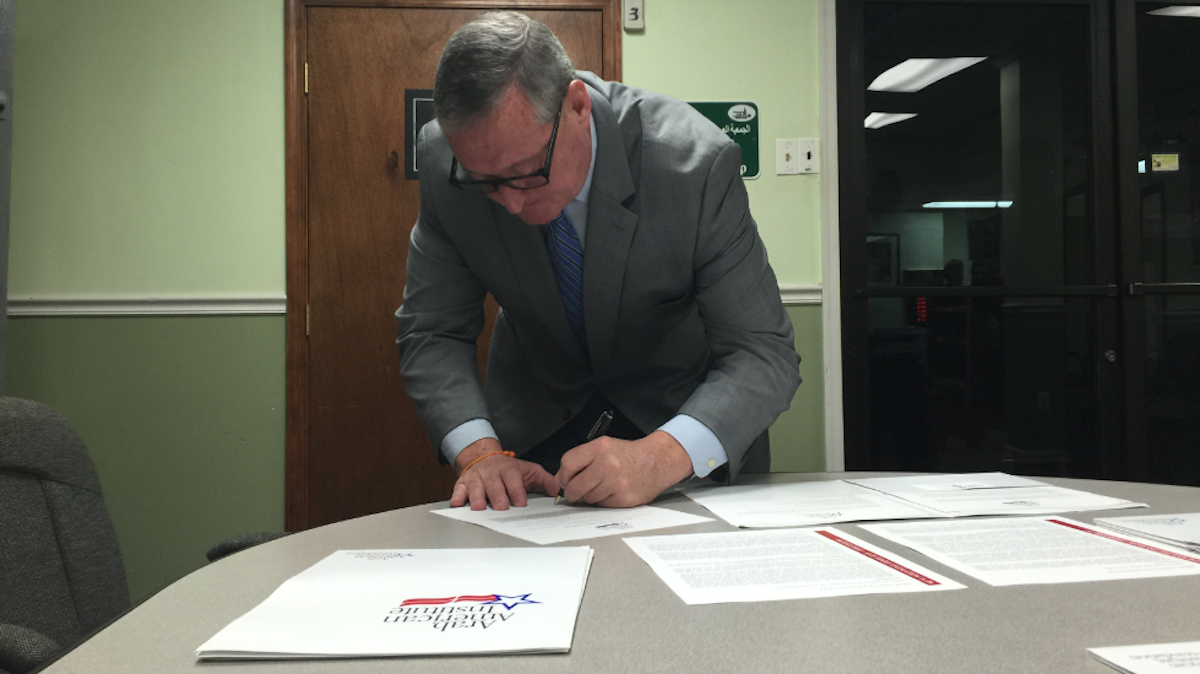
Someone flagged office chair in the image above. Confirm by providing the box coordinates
[205,531,288,562]
[0,397,129,674]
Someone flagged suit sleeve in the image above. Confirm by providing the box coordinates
[395,136,492,463]
[675,141,802,474]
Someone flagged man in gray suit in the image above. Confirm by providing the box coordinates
[396,12,799,510]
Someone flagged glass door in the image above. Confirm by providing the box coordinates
[838,0,1124,478]
[1118,0,1200,485]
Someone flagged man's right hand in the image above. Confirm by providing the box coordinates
[450,438,558,511]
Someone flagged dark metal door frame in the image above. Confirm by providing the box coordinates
[1112,0,1200,481]
[836,0,1126,476]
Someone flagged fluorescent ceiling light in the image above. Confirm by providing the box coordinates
[865,112,918,129]
[923,201,1013,209]
[1148,6,1200,17]
[869,57,988,92]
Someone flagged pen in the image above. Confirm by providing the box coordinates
[556,410,613,504]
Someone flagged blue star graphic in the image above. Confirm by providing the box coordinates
[483,593,541,610]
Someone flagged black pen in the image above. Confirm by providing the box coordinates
[556,410,613,504]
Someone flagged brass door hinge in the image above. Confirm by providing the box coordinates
[306,304,310,336]
[304,63,309,95]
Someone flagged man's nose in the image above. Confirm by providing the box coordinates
[491,185,527,214]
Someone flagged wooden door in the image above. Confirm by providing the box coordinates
[285,1,621,530]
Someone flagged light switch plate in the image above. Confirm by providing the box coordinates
[797,138,820,174]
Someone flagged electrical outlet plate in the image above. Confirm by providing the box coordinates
[776,139,799,175]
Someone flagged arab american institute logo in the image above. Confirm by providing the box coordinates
[385,593,541,631]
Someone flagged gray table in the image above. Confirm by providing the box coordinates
[43,473,1200,673]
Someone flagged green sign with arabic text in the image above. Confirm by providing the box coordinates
[688,102,759,179]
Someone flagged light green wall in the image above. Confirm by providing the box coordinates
[774,305,826,472]
[6,316,285,602]
[7,1,826,603]
[623,0,823,286]
[10,0,284,297]
[624,0,826,467]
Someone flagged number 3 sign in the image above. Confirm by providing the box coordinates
[624,0,645,31]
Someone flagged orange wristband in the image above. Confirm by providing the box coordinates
[459,450,515,476]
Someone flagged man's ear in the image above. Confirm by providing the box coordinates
[567,79,591,117]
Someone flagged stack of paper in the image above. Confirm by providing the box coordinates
[1094,513,1200,553]
[845,473,1146,517]
[1089,641,1200,673]
[624,527,964,605]
[861,516,1200,586]
[683,479,943,528]
[685,473,1146,528]
[197,547,593,660]
[432,496,712,544]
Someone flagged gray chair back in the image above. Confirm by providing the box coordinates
[0,397,129,651]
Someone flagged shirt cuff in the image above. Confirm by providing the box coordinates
[440,419,499,465]
[657,415,728,478]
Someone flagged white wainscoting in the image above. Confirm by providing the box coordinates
[9,287,822,316]
[7,295,288,316]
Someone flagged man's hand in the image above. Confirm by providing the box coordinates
[451,438,558,511]
[556,431,694,508]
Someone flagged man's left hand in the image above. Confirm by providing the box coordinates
[555,431,694,508]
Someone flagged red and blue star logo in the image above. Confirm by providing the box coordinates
[400,593,540,610]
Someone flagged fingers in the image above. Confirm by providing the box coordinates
[450,471,493,510]
[565,461,609,503]
[535,470,561,497]
[557,440,616,504]
[449,435,686,510]
[460,470,494,511]
[482,472,513,510]
[556,434,690,508]
[518,462,560,497]
[556,444,591,487]
[450,454,547,510]
[596,489,644,509]
[450,481,470,508]
[555,443,596,503]
[579,480,619,506]
[499,467,528,507]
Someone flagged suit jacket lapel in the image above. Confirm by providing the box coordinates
[492,202,590,365]
[582,86,639,372]
[491,84,639,372]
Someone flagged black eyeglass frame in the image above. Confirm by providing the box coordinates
[447,107,563,194]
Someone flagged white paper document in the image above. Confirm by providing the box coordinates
[432,496,712,545]
[684,480,943,528]
[861,516,1200,586]
[1090,642,1200,674]
[196,547,594,659]
[1094,513,1200,553]
[846,472,1147,516]
[623,527,965,605]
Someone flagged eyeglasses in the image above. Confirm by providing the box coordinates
[448,107,562,194]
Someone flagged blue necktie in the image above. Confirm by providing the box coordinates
[548,212,586,346]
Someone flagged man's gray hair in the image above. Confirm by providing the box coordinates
[434,12,576,133]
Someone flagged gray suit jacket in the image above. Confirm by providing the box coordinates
[396,73,800,483]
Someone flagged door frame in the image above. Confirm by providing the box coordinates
[820,0,845,471]
[1112,0,1200,481]
[284,0,623,531]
